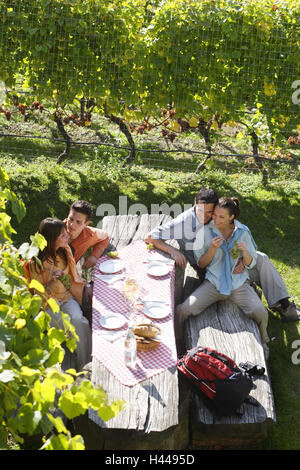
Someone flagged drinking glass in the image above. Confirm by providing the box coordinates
[123,276,140,320]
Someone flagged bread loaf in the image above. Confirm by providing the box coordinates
[132,322,161,338]
[132,321,161,352]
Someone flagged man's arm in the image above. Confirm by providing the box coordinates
[70,226,110,267]
[145,211,192,268]
[82,235,110,269]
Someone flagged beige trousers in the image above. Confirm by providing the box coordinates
[175,280,269,345]
[249,251,289,307]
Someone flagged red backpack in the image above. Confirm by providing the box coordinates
[177,346,255,416]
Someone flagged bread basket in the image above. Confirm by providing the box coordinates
[135,335,161,352]
[132,322,161,352]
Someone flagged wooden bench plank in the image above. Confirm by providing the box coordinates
[101,214,140,248]
[186,302,275,423]
[132,213,172,241]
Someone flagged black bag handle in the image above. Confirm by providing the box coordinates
[239,362,265,376]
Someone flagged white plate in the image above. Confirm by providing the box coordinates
[99,259,125,274]
[147,263,170,277]
[144,304,170,320]
[99,314,127,330]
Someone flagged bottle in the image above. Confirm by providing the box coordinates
[124,327,137,368]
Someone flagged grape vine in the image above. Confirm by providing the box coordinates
[0,0,299,171]
[0,167,124,449]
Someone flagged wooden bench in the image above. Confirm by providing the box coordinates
[182,263,276,449]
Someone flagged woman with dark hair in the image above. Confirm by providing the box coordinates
[176,197,270,357]
[27,217,91,370]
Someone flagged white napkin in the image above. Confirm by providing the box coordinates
[94,329,126,342]
[95,273,125,284]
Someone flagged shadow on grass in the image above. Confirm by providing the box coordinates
[4,151,299,275]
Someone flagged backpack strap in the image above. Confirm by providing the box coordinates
[239,362,265,376]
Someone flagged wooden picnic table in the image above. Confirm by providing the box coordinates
[72,214,189,450]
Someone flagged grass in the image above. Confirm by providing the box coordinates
[0,118,300,450]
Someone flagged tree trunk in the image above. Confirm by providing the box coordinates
[54,113,72,164]
[250,131,268,185]
[194,118,212,173]
[104,105,135,164]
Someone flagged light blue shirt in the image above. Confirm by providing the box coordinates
[193,220,258,294]
[150,207,202,266]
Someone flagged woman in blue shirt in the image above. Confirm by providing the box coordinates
[175,197,269,357]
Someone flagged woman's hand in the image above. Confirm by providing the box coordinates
[211,236,224,248]
[236,241,252,267]
[198,236,223,269]
[45,269,64,290]
[232,257,245,274]
[52,269,64,280]
[236,241,246,252]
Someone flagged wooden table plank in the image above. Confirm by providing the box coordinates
[72,362,189,450]
[89,362,178,432]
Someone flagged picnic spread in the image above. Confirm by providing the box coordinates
[92,239,177,386]
[86,238,180,437]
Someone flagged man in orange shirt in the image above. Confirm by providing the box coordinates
[65,200,110,268]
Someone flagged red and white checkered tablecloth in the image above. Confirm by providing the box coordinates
[92,239,177,387]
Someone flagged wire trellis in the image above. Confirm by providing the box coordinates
[0,0,299,180]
